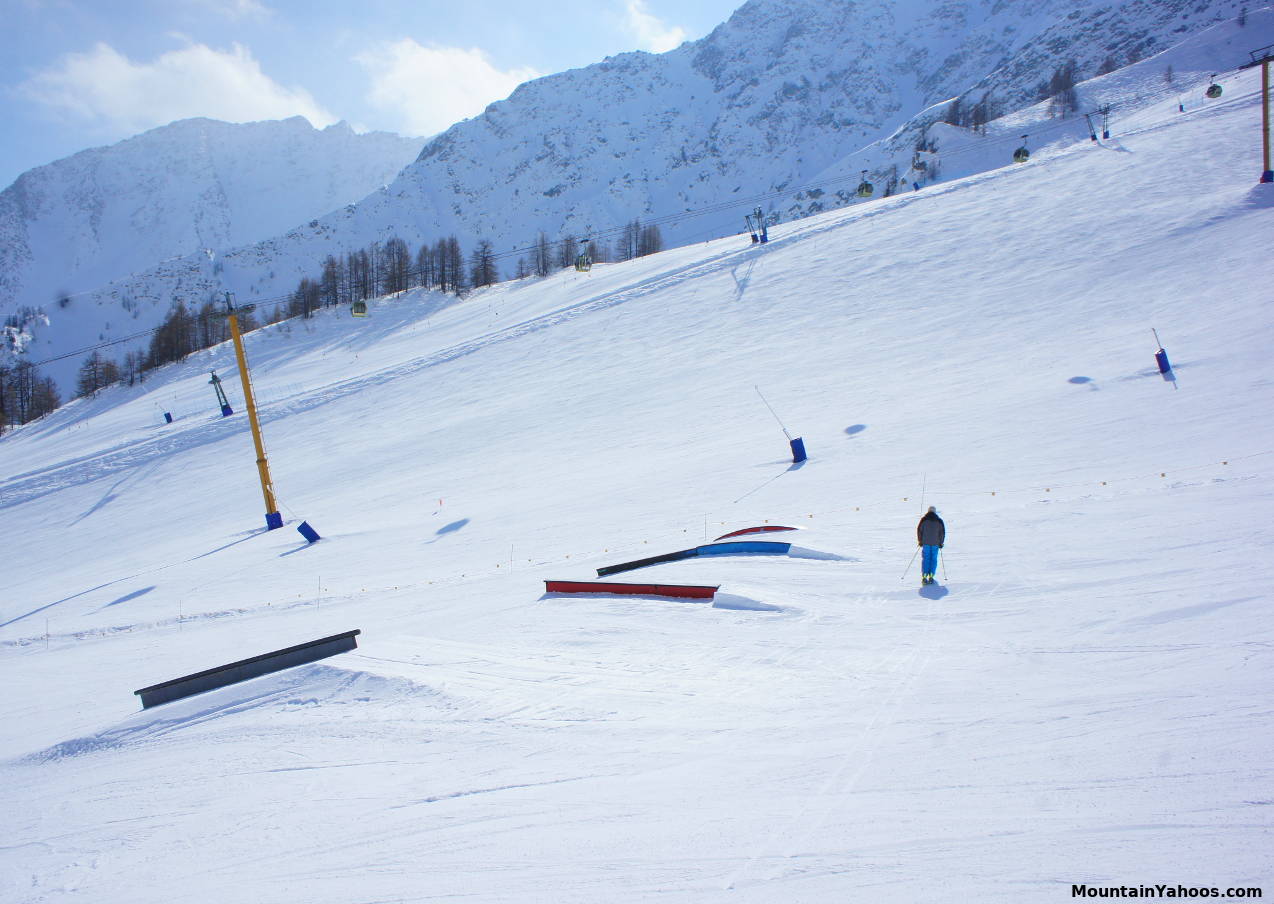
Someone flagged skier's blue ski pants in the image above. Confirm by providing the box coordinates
[922,545,940,576]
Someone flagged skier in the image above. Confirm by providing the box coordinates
[916,506,945,585]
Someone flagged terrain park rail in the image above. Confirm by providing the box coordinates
[714,525,797,541]
[544,580,719,599]
[133,629,362,709]
[597,541,793,577]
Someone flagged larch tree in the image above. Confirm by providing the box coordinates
[470,240,499,288]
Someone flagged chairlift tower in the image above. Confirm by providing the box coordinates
[1084,105,1113,141]
[225,292,283,530]
[745,207,768,243]
[1084,112,1098,141]
[1240,44,1274,182]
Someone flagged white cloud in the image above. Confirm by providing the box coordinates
[17,42,335,135]
[624,0,687,53]
[354,39,539,137]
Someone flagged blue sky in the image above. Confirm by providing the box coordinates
[1,0,744,188]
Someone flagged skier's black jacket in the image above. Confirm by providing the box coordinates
[917,511,945,547]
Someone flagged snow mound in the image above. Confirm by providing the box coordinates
[24,665,443,763]
[787,544,854,562]
[711,593,788,612]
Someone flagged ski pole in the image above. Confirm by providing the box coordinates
[940,551,948,581]
[901,546,920,581]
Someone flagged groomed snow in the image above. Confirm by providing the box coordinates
[1,71,1271,902]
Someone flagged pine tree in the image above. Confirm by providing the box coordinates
[4,360,60,424]
[7,360,35,424]
[470,240,499,287]
[348,248,373,301]
[1047,61,1079,117]
[31,375,61,420]
[447,237,468,295]
[638,223,663,257]
[416,243,437,290]
[617,220,641,261]
[380,237,412,294]
[557,236,578,270]
[196,300,229,349]
[970,94,993,134]
[236,306,260,333]
[289,277,321,319]
[146,301,196,369]
[434,239,452,293]
[76,352,110,398]
[122,350,145,386]
[533,232,552,277]
[366,241,381,299]
[0,364,8,435]
[320,255,344,308]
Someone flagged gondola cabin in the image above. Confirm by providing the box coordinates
[1012,133,1031,163]
[351,300,367,317]
[1206,82,1222,98]
[856,171,874,198]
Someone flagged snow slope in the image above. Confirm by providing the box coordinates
[0,65,1271,902]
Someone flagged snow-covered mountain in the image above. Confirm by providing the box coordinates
[0,116,420,348]
[233,0,1256,255]
[5,0,1266,396]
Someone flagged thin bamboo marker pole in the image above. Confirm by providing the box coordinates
[754,385,792,441]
